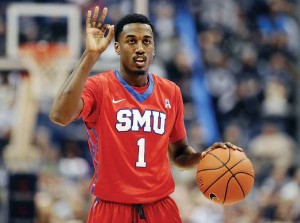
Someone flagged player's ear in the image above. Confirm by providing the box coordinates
[114,42,120,55]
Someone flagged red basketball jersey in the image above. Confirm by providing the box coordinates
[80,70,186,203]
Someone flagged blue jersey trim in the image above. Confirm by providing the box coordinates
[115,69,154,103]
[86,127,99,195]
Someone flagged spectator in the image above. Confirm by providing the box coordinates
[249,121,296,181]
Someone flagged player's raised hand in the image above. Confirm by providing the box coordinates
[86,6,114,54]
[201,142,243,158]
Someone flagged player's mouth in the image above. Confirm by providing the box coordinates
[133,56,147,67]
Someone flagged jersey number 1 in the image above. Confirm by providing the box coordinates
[136,138,146,167]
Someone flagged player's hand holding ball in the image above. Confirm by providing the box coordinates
[201,142,243,158]
[197,142,255,205]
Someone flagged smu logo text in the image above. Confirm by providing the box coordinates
[116,109,166,135]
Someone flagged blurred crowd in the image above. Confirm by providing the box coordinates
[1,0,300,222]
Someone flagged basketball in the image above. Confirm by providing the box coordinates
[196,147,255,205]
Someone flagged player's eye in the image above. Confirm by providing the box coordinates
[144,39,151,44]
[128,39,136,44]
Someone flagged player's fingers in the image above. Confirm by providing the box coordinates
[224,142,235,149]
[91,6,100,27]
[201,151,207,158]
[96,7,108,29]
[212,142,227,150]
[225,142,235,149]
[86,10,92,29]
[225,142,243,151]
[237,147,244,152]
[235,146,244,152]
[106,25,115,41]
[204,142,226,156]
[100,24,110,33]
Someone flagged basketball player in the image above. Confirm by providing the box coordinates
[50,6,241,223]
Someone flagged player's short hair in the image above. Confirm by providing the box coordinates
[114,13,155,42]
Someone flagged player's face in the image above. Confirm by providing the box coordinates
[115,23,155,76]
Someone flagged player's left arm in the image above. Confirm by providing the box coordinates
[168,84,242,169]
[168,137,200,170]
[168,139,242,170]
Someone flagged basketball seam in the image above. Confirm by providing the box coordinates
[202,158,249,196]
[197,148,231,173]
[223,172,255,204]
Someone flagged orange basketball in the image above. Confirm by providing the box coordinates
[196,148,255,205]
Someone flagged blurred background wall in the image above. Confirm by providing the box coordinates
[1,0,300,222]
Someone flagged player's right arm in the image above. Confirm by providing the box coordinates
[49,6,114,126]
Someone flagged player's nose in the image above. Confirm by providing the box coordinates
[135,42,145,54]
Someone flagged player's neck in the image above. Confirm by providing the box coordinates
[118,69,149,87]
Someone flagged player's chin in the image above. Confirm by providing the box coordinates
[133,67,147,76]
